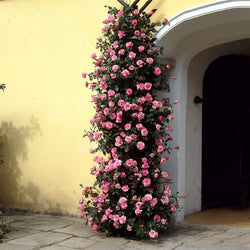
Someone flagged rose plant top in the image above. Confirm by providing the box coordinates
[79,4,182,239]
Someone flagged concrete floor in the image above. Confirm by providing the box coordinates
[0,209,250,249]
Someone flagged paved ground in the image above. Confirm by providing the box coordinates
[0,212,250,250]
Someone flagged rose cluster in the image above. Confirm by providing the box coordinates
[79,4,181,239]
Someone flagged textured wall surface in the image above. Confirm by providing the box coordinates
[0,0,216,215]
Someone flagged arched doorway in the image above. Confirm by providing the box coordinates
[202,55,250,210]
[156,0,250,220]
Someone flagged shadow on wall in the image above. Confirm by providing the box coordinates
[0,117,62,214]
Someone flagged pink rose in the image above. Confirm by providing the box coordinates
[135,208,142,215]
[146,57,154,64]
[112,65,119,72]
[137,141,145,150]
[138,97,145,104]
[96,60,101,66]
[137,112,145,120]
[126,88,133,95]
[161,157,167,164]
[134,9,139,15]
[163,18,168,24]
[141,33,146,38]
[157,145,164,153]
[141,169,149,176]
[106,122,113,130]
[120,172,126,178]
[118,49,125,55]
[92,224,98,231]
[115,21,119,28]
[108,15,115,22]
[142,178,151,187]
[141,128,148,136]
[134,30,140,36]
[126,159,134,167]
[147,50,152,54]
[138,46,145,52]
[144,82,152,90]
[144,194,152,201]
[91,53,97,59]
[115,136,123,147]
[121,203,128,209]
[127,225,132,231]
[161,196,169,204]
[118,10,123,17]
[136,123,143,130]
[119,215,126,224]
[158,116,164,121]
[166,64,171,69]
[110,73,116,79]
[124,102,131,111]
[118,30,125,38]
[144,93,152,101]
[82,72,87,78]
[101,214,108,222]
[156,124,161,130]
[149,10,153,15]
[161,219,167,225]
[150,198,158,207]
[154,215,161,223]
[113,221,119,229]
[129,65,135,71]
[108,89,115,96]
[149,230,158,239]
[129,51,136,60]
[126,41,133,48]
[125,136,132,143]
[121,69,130,78]
[167,125,173,131]
[122,185,129,192]
[111,55,117,61]
[154,67,161,76]
[152,101,162,109]
[93,132,100,140]
[111,148,117,154]
[131,19,138,26]
[119,197,127,204]
[124,123,131,130]
[174,100,179,104]
[136,83,144,90]
[136,60,144,68]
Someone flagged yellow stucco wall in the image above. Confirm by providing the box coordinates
[0,0,216,215]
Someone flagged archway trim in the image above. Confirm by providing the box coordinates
[155,0,250,43]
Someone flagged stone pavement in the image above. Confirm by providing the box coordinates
[0,212,250,250]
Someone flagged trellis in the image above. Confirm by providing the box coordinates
[117,0,153,13]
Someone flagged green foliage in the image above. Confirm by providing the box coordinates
[79,4,182,239]
[0,206,10,241]
[0,84,6,92]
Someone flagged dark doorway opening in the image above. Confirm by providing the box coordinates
[202,55,250,210]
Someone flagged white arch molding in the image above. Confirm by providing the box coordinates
[155,0,250,221]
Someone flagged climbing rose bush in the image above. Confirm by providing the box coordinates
[79,4,180,239]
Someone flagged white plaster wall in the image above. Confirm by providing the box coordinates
[156,1,250,220]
